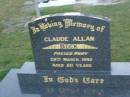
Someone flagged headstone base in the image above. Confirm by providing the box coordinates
[17,62,130,88]
[1,62,130,97]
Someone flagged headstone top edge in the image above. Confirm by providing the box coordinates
[28,12,109,24]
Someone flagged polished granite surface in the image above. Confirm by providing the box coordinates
[18,62,130,75]
[0,62,130,97]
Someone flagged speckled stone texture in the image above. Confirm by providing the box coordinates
[1,62,130,97]
[17,62,130,88]
[28,13,110,72]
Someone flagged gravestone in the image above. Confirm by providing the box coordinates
[17,13,130,88]
[28,12,110,72]
[1,12,130,97]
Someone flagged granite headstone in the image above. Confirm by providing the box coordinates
[28,12,110,72]
[1,12,130,97]
[17,13,130,88]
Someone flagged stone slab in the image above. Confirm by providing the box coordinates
[0,69,40,97]
[18,62,130,75]
[17,62,130,88]
[1,65,130,97]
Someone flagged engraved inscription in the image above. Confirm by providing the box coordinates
[42,76,105,85]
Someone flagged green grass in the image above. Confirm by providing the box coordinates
[0,0,25,31]
[41,5,78,15]
[0,0,32,79]
[0,0,24,18]
[0,0,130,80]
[0,32,33,79]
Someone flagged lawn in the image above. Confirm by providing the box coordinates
[0,0,130,80]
